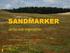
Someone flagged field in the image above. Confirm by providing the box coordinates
[0,11,70,53]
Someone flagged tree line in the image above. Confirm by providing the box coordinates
[5,7,70,14]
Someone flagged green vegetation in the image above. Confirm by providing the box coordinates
[6,7,70,14]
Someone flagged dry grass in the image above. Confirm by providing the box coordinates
[0,11,70,53]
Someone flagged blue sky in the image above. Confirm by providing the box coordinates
[0,0,70,9]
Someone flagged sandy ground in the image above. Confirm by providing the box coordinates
[57,12,70,15]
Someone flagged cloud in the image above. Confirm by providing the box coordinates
[43,0,56,3]
[5,4,12,9]
[0,0,70,9]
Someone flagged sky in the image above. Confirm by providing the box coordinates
[0,0,70,9]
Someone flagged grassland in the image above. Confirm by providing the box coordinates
[0,11,70,53]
